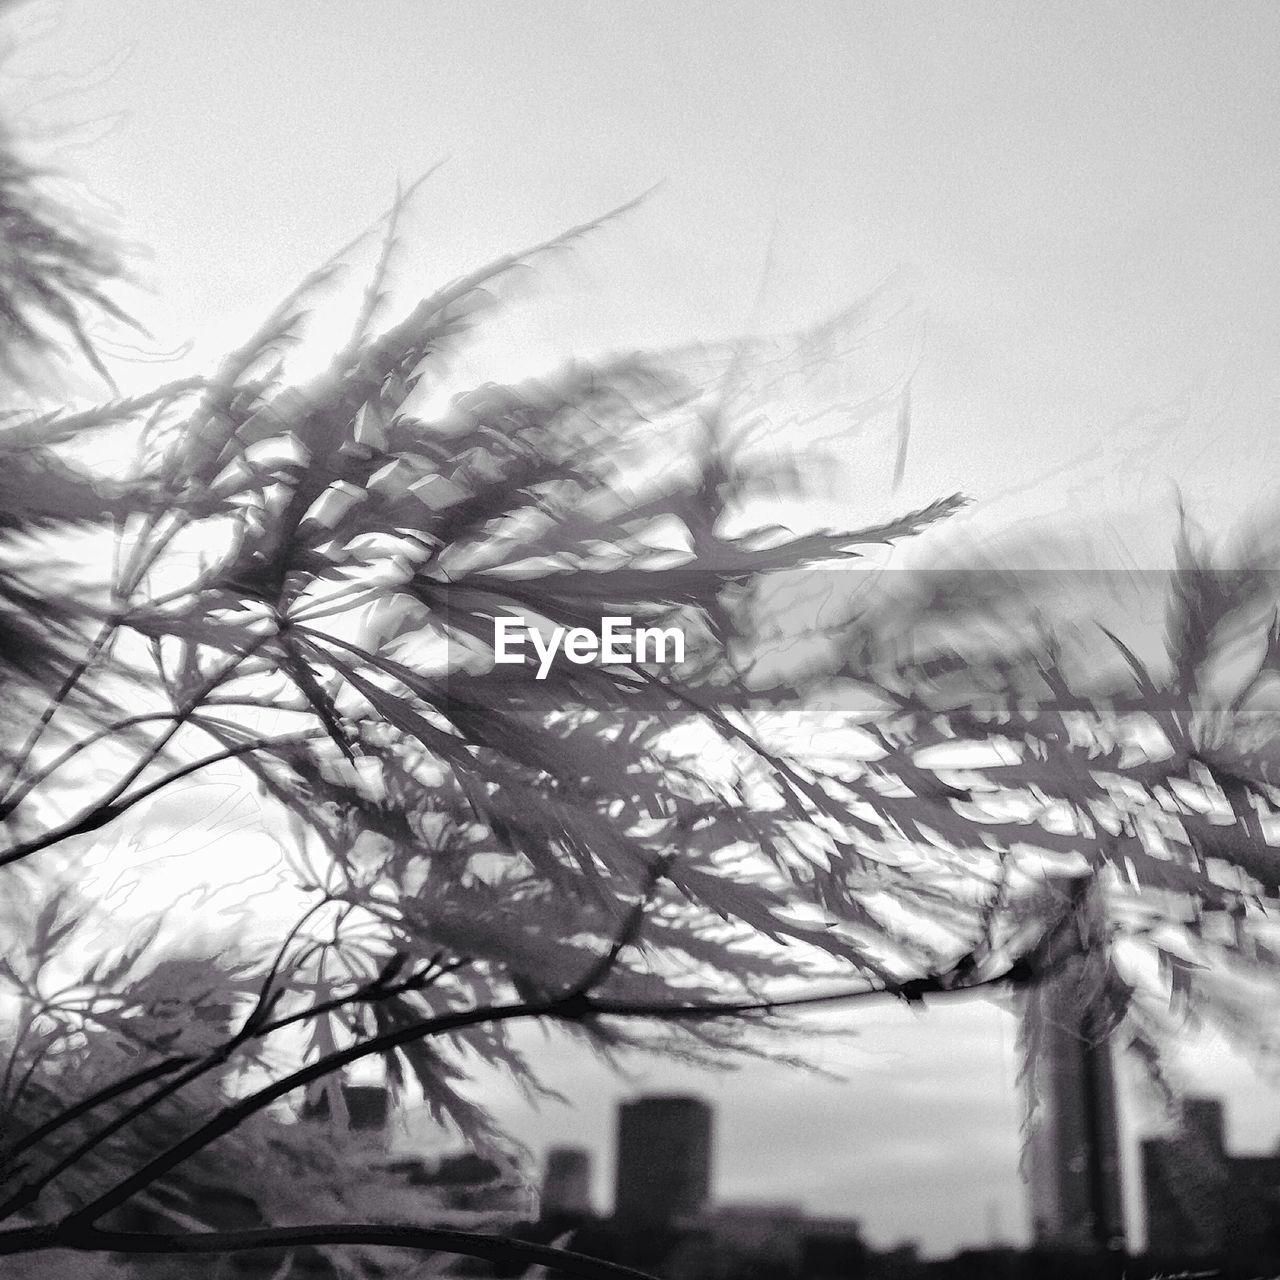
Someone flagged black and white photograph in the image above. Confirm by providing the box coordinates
[1,3,1279,1277]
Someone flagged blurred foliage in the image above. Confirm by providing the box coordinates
[0,115,133,394]
[0,123,1279,1280]
[0,183,962,1276]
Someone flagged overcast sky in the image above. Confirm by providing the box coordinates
[9,0,1280,1257]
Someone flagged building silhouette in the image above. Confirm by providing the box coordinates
[1142,1095,1280,1261]
[541,1145,594,1219]
[708,1205,869,1280]
[614,1094,713,1226]
[536,1096,881,1279]
[301,1082,391,1134]
[1022,882,1125,1253]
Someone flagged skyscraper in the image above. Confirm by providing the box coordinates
[1022,884,1126,1253]
[1142,1094,1280,1260]
[542,1145,594,1219]
[1141,1096,1231,1256]
[302,1082,391,1135]
[614,1094,713,1226]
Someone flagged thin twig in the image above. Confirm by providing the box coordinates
[568,852,674,998]
[0,699,277,820]
[0,729,324,869]
[0,1222,658,1280]
[0,617,118,803]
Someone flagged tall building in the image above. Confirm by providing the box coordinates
[1142,1095,1280,1260]
[1022,883,1126,1252]
[542,1145,594,1218]
[1142,1096,1230,1256]
[614,1094,713,1226]
[302,1082,391,1136]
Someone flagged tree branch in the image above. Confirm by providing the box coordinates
[0,618,119,803]
[0,1055,195,1174]
[58,948,1034,1231]
[585,956,1032,1021]
[0,730,323,869]
[58,996,553,1228]
[0,1222,659,1280]
[0,955,458,1218]
[567,852,674,999]
[0,699,287,820]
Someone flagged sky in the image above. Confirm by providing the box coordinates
[6,0,1280,1257]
